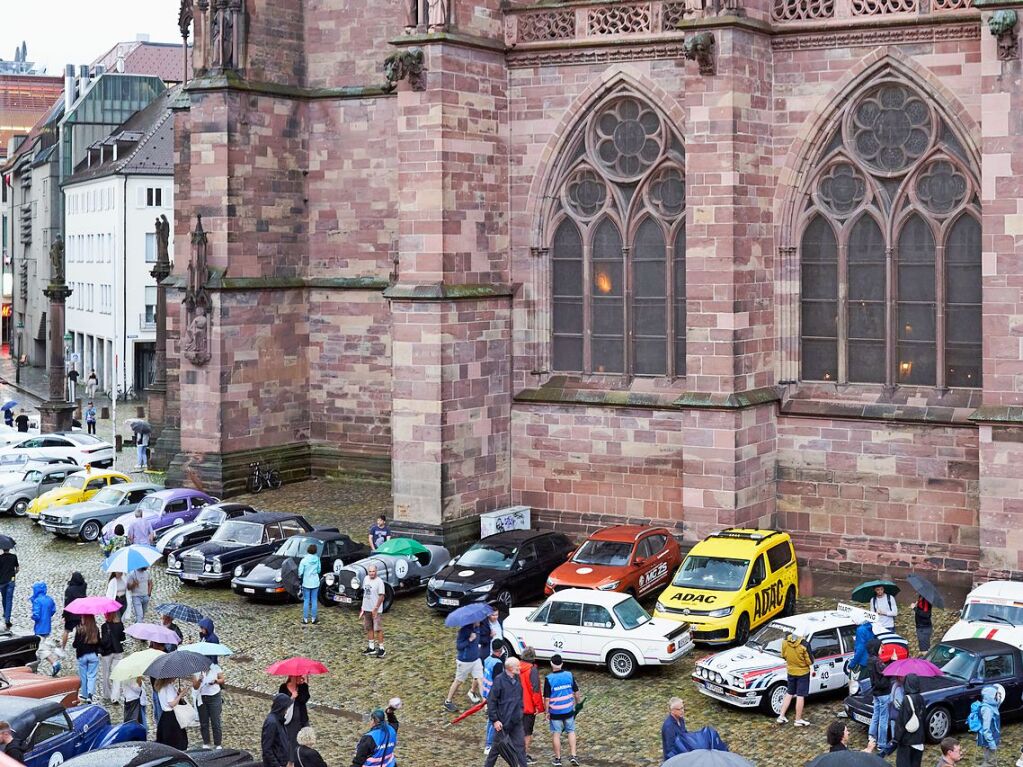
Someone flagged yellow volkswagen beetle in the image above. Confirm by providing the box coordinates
[27,467,133,518]
[653,529,798,645]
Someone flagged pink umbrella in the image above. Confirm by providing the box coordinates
[883,657,944,677]
[64,596,122,615]
[265,657,329,676]
[126,622,181,645]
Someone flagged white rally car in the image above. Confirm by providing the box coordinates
[503,588,695,680]
[942,580,1023,650]
[692,609,864,715]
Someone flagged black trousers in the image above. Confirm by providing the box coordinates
[483,722,527,767]
[896,746,923,767]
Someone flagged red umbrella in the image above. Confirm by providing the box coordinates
[447,700,486,726]
[883,657,943,677]
[265,657,329,676]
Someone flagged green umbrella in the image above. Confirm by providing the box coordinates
[376,537,429,557]
[110,648,165,681]
[851,579,900,604]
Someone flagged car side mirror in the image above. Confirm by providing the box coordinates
[634,557,646,567]
[517,561,526,570]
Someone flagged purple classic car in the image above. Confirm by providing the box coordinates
[100,488,219,543]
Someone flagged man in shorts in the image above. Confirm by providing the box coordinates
[544,654,581,767]
[777,627,812,726]
[443,622,484,713]
[360,565,386,658]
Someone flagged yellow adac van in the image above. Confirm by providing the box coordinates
[653,529,798,645]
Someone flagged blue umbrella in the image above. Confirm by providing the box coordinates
[1,401,16,412]
[180,641,233,657]
[103,544,162,573]
[444,602,495,628]
[156,602,207,624]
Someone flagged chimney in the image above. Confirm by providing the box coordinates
[93,64,105,77]
[64,64,75,113]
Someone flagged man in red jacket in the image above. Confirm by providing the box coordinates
[520,647,544,765]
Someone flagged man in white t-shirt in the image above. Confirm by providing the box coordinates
[869,585,897,632]
[360,565,387,658]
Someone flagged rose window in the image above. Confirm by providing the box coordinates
[817,163,866,216]
[850,84,932,174]
[593,97,664,179]
[915,159,968,215]
[646,166,685,218]
[564,168,607,218]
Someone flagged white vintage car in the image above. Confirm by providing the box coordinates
[943,580,1023,650]
[692,609,864,715]
[502,588,694,680]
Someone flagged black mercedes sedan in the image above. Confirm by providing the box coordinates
[844,638,1023,741]
[426,529,574,612]
[231,529,369,601]
[166,511,314,584]
[155,502,259,555]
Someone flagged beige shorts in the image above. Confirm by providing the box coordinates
[454,659,483,682]
[362,611,381,632]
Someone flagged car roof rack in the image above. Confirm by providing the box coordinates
[706,528,781,543]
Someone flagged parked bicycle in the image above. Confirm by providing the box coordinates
[248,460,283,493]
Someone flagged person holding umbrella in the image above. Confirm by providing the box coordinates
[154,677,188,750]
[60,572,87,651]
[192,650,226,750]
[105,572,129,618]
[72,614,102,703]
[869,583,898,632]
[127,420,152,471]
[279,674,311,762]
[893,673,925,767]
[907,573,944,655]
[1,401,14,428]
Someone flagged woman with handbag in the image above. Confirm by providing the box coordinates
[893,673,925,767]
[155,677,190,750]
[279,674,310,762]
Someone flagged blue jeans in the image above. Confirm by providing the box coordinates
[78,653,99,699]
[0,581,14,625]
[132,595,150,621]
[485,720,495,747]
[303,587,318,622]
[869,693,891,749]
[137,443,147,468]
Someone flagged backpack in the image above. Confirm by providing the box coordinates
[967,700,984,733]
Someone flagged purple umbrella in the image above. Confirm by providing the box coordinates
[882,657,944,677]
[126,622,181,645]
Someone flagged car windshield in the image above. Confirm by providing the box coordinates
[457,543,518,570]
[613,597,651,629]
[196,508,226,524]
[748,624,790,654]
[61,475,87,490]
[671,555,750,591]
[573,540,633,567]
[275,537,322,557]
[962,601,1023,627]
[91,487,125,505]
[213,521,263,545]
[136,496,162,513]
[926,644,978,681]
[65,433,103,445]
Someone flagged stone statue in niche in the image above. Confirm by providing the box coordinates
[184,304,210,362]
[427,0,448,31]
[183,215,212,366]
[49,237,65,285]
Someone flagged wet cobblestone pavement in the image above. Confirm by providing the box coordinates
[2,476,1020,767]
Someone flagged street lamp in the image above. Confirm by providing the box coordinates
[15,320,24,385]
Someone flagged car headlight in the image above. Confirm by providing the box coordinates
[204,564,213,573]
[274,574,282,583]
[655,601,666,613]
[234,566,243,577]
[545,577,554,587]
[428,577,440,589]
[471,581,494,594]
[731,675,746,689]
[168,555,179,569]
[597,580,620,591]
[849,679,859,695]
[350,576,360,590]
[707,607,734,618]
[212,559,222,574]
[324,574,335,586]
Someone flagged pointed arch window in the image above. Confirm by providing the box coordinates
[799,81,982,388]
[549,94,686,377]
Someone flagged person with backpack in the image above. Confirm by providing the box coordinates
[968,685,1002,767]
[864,639,893,754]
[870,585,898,632]
[893,673,925,767]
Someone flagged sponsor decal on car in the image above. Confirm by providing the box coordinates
[640,562,668,589]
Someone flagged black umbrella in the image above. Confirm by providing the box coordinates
[281,559,301,599]
[488,729,520,767]
[662,752,753,767]
[144,649,212,678]
[907,572,945,609]
[805,751,890,767]
[0,535,14,551]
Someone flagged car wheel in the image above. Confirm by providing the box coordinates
[926,706,951,742]
[495,589,514,610]
[782,587,796,617]
[381,585,395,613]
[79,520,101,542]
[764,682,787,715]
[12,499,28,517]
[607,649,637,680]
[734,613,751,645]
[502,639,518,658]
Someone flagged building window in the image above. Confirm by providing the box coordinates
[146,187,162,207]
[144,286,157,326]
[799,81,981,388]
[145,232,157,263]
[548,93,686,377]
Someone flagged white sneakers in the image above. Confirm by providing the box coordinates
[776,716,787,724]
[794,719,811,727]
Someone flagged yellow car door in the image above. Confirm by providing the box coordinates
[747,553,787,628]
[83,476,108,500]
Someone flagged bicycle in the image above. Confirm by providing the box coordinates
[248,461,283,493]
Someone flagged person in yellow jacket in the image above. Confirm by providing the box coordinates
[777,628,812,727]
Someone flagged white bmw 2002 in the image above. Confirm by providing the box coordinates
[692,609,865,715]
[502,588,695,680]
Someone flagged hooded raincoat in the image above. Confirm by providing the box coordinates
[977,684,1001,751]
[850,621,874,672]
[30,582,55,636]
[261,692,294,767]
[63,572,86,632]
[198,617,219,645]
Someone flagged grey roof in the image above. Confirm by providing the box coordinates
[64,85,178,185]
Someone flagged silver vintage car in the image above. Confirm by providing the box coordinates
[0,464,78,517]
[37,482,163,541]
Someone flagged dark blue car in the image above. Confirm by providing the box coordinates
[845,638,1023,742]
[0,696,145,767]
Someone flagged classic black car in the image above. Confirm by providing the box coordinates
[0,630,39,668]
[230,530,369,602]
[166,512,313,585]
[845,638,1023,741]
[426,529,575,612]
[154,502,259,555]
[57,742,255,767]
[322,542,452,613]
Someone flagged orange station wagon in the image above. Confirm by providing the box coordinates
[544,525,682,598]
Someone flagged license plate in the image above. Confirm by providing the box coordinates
[181,573,198,581]
[851,711,870,725]
[706,683,724,695]
[333,594,353,604]
[243,588,254,594]
[439,597,459,607]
